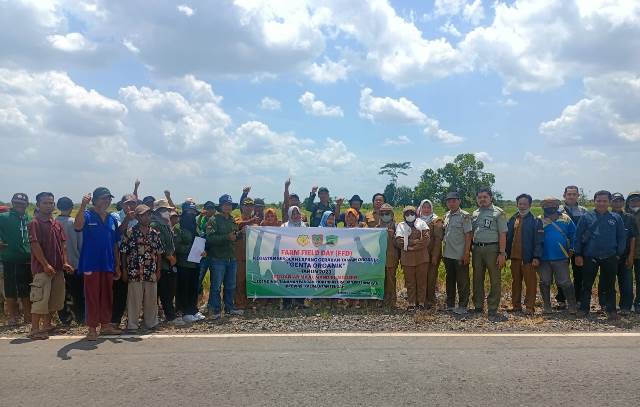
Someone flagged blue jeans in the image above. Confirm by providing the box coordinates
[207,258,237,313]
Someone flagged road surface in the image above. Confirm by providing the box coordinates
[1,333,639,406]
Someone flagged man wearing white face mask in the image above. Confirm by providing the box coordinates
[627,192,640,312]
[506,194,543,315]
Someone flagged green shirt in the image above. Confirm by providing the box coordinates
[443,209,472,260]
[472,205,508,243]
[151,219,175,271]
[0,209,31,263]
[205,214,238,260]
[173,224,198,269]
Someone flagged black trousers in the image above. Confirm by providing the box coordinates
[176,266,199,316]
[580,255,618,313]
[111,278,128,325]
[58,271,85,324]
[158,269,177,321]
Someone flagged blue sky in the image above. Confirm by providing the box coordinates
[0,0,639,205]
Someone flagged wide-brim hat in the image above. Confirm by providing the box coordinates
[348,195,363,205]
[540,197,561,208]
[216,194,238,211]
[153,199,173,211]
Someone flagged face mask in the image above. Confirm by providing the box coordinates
[405,215,416,223]
[381,214,393,223]
[543,207,558,216]
[631,207,640,213]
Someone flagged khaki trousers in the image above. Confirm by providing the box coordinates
[127,280,158,330]
[472,245,502,312]
[384,266,398,306]
[510,260,537,311]
[403,263,428,306]
[426,261,439,306]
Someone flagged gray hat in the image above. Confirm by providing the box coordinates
[445,191,460,200]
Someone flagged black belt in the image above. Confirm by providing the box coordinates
[473,242,498,247]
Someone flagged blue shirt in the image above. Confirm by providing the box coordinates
[541,214,576,261]
[574,210,626,259]
[77,210,120,273]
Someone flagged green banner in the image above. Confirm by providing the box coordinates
[246,226,387,299]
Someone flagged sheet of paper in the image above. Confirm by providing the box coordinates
[187,236,206,263]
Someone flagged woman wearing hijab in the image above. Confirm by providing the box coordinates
[281,206,306,309]
[395,206,431,310]
[261,208,281,227]
[418,199,444,309]
[319,211,336,228]
[344,208,364,228]
[282,206,307,228]
[174,201,205,323]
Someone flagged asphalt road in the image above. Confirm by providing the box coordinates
[1,334,639,406]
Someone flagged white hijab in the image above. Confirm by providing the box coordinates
[396,218,429,251]
[418,199,438,225]
[282,206,306,227]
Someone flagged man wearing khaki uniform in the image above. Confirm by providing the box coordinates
[442,192,472,314]
[472,188,508,320]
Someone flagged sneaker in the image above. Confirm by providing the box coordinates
[182,314,198,323]
[228,309,244,316]
[169,317,186,327]
[210,313,221,320]
[453,307,468,315]
[194,312,206,321]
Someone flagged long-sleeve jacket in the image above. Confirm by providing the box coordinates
[506,212,544,263]
[205,214,238,260]
[395,225,431,266]
[574,210,626,259]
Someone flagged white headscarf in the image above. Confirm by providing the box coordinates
[418,199,438,224]
[396,218,429,251]
[282,206,306,227]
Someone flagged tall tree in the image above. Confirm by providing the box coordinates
[379,162,411,186]
[383,183,396,206]
[413,153,496,208]
[394,185,414,206]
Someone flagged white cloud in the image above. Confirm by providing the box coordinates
[540,73,640,145]
[579,148,607,159]
[359,87,462,144]
[434,0,467,17]
[440,22,462,37]
[359,88,426,124]
[122,39,140,54]
[382,135,411,146]
[177,5,195,17]
[47,32,95,52]
[260,97,281,111]
[305,57,350,83]
[423,118,464,144]
[298,91,343,117]
[460,0,640,92]
[463,0,485,25]
[474,151,493,162]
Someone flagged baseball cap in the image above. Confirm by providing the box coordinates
[203,200,216,210]
[254,198,265,207]
[628,191,640,201]
[445,191,460,200]
[349,195,363,204]
[11,193,29,204]
[121,194,137,204]
[56,196,74,211]
[181,201,198,212]
[318,187,329,194]
[93,187,114,200]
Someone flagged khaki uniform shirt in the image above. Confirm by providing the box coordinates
[443,209,472,260]
[472,205,507,244]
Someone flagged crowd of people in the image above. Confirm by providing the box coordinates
[0,179,639,340]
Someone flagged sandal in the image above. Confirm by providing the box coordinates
[100,326,123,335]
[85,330,98,341]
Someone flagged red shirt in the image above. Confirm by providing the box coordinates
[28,215,67,274]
